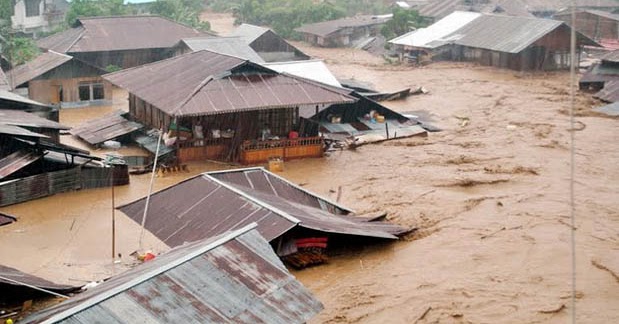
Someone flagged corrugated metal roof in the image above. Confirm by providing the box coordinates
[0,149,45,180]
[389,11,481,48]
[434,14,564,53]
[262,60,342,87]
[0,109,69,130]
[601,49,619,63]
[180,37,265,62]
[37,16,207,53]
[7,51,73,87]
[23,224,323,324]
[593,101,619,115]
[71,111,144,145]
[580,63,619,83]
[594,79,619,102]
[0,212,16,226]
[103,50,355,117]
[555,9,619,22]
[117,168,407,249]
[295,15,391,37]
[229,24,270,44]
[0,89,50,108]
[419,0,461,19]
[0,264,77,293]
[0,124,48,138]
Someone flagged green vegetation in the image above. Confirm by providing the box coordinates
[150,0,210,31]
[210,0,392,39]
[381,8,426,40]
[66,0,129,26]
[3,37,40,65]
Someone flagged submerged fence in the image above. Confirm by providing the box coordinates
[0,165,129,207]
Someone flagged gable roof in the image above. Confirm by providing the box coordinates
[23,224,324,324]
[554,9,619,21]
[295,15,392,38]
[37,16,207,53]
[117,168,408,249]
[7,51,73,87]
[389,11,481,48]
[103,50,355,117]
[262,60,342,87]
[229,23,271,44]
[179,37,265,62]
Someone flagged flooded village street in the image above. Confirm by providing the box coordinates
[1,12,618,324]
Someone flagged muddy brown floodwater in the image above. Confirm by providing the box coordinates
[1,12,618,323]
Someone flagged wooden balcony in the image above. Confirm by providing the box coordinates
[240,137,324,164]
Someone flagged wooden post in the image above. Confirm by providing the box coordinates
[111,164,115,260]
[385,122,390,139]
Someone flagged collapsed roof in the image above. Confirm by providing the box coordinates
[118,167,409,249]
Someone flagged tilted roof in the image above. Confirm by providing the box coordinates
[37,16,207,53]
[229,23,270,44]
[389,11,481,48]
[262,60,342,87]
[295,15,392,37]
[7,51,73,87]
[23,224,323,324]
[103,50,355,117]
[117,168,408,248]
[0,109,69,130]
[0,264,78,295]
[179,37,265,62]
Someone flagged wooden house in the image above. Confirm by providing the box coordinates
[295,15,392,48]
[390,12,599,71]
[7,51,112,108]
[103,50,356,164]
[36,15,208,70]
[554,9,619,42]
[229,24,309,62]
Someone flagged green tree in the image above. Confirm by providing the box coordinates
[150,0,211,31]
[4,37,40,66]
[381,8,426,40]
[66,0,130,26]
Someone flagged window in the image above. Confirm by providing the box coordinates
[79,83,105,101]
[25,0,41,17]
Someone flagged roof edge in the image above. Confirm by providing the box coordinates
[41,223,259,324]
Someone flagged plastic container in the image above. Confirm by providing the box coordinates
[268,156,284,172]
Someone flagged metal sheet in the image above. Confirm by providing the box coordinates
[182,37,265,62]
[229,24,270,44]
[23,226,323,324]
[7,51,73,87]
[71,111,143,145]
[0,264,77,292]
[117,168,406,250]
[0,212,16,226]
[0,149,45,180]
[593,101,619,116]
[263,60,342,87]
[295,15,391,38]
[389,11,481,48]
[0,109,69,130]
[104,51,355,118]
[594,80,619,103]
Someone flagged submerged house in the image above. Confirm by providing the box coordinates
[580,50,619,102]
[0,110,129,206]
[23,224,323,324]
[295,15,392,48]
[389,11,599,71]
[103,50,356,164]
[554,9,619,42]
[7,51,112,107]
[229,23,309,62]
[118,168,410,268]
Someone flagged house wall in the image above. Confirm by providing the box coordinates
[71,48,173,70]
[11,0,47,31]
[129,94,172,130]
[29,77,112,104]
[555,12,619,40]
[251,32,309,62]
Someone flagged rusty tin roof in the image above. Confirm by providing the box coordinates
[117,167,408,248]
[71,111,144,145]
[7,51,73,87]
[295,15,391,38]
[104,50,355,117]
[0,109,69,130]
[23,224,323,324]
[37,16,207,53]
[0,264,78,293]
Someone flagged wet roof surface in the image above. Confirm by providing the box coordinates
[23,225,323,324]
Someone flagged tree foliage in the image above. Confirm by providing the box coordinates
[4,37,40,66]
[381,8,426,40]
[149,0,210,31]
[66,0,129,26]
